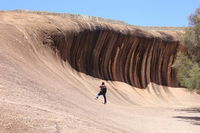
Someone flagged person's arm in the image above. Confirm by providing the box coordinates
[100,85,103,91]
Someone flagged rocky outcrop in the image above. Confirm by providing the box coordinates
[44,21,181,88]
[2,11,182,88]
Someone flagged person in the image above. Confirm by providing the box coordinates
[96,82,107,104]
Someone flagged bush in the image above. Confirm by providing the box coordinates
[174,7,200,90]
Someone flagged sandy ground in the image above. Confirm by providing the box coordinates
[0,11,200,133]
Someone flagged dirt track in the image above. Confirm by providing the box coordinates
[0,11,200,133]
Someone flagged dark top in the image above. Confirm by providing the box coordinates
[100,85,107,93]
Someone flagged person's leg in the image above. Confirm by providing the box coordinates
[96,94,99,99]
[96,92,102,99]
[103,93,107,104]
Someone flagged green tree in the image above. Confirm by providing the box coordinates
[174,7,200,90]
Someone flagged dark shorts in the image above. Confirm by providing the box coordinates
[98,91,106,95]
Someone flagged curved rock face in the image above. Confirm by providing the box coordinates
[2,11,181,88]
[47,24,180,88]
[2,11,200,133]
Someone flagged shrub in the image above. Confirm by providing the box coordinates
[174,7,200,90]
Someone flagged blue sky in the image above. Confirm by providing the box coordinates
[0,0,199,26]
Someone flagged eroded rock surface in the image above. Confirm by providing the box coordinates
[1,11,182,88]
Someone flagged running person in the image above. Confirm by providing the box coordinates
[96,82,107,104]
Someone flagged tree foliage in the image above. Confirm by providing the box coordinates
[174,7,200,90]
